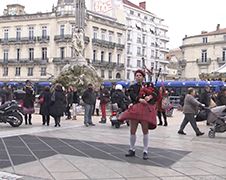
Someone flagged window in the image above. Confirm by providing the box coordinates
[108,70,112,79]
[127,71,130,80]
[101,69,105,78]
[203,37,208,43]
[101,29,106,40]
[201,49,207,62]
[28,67,33,76]
[142,47,146,56]
[223,48,226,61]
[137,47,141,55]
[108,52,112,62]
[40,67,46,76]
[16,49,20,61]
[29,48,34,60]
[117,54,120,64]
[101,51,104,62]
[29,26,34,40]
[3,67,8,76]
[224,35,226,41]
[93,27,98,39]
[4,28,8,41]
[93,50,96,62]
[60,47,65,59]
[151,50,154,58]
[3,50,8,62]
[137,34,141,43]
[127,57,130,67]
[142,58,145,67]
[117,33,122,44]
[16,27,21,41]
[42,47,47,60]
[137,13,140,17]
[127,44,131,54]
[15,67,21,76]
[127,30,131,40]
[71,47,74,57]
[109,31,113,42]
[60,24,65,37]
[42,26,47,38]
[142,34,146,44]
[137,60,141,67]
[130,10,134,15]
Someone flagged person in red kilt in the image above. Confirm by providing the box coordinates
[120,70,158,160]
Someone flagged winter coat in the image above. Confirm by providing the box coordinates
[183,94,202,114]
[73,91,80,104]
[111,90,130,111]
[216,93,226,106]
[66,92,73,106]
[199,90,211,107]
[23,86,35,108]
[99,88,110,104]
[49,90,66,117]
[39,91,51,115]
[82,88,96,105]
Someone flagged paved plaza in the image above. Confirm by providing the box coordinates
[0,110,226,180]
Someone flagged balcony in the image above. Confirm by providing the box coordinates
[217,57,226,65]
[115,43,125,50]
[33,58,49,65]
[159,47,169,53]
[37,36,50,43]
[196,58,211,65]
[52,57,71,65]
[92,38,115,49]
[91,60,124,70]
[0,37,37,45]
[54,34,72,43]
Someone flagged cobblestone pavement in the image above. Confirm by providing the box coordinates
[0,110,226,180]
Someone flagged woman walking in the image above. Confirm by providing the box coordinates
[39,86,51,126]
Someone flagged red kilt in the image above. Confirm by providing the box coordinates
[118,103,157,129]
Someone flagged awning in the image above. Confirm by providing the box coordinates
[7,82,19,86]
[102,81,112,87]
[0,82,4,87]
[38,82,52,86]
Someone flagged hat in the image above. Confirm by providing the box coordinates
[135,69,145,77]
[115,84,123,90]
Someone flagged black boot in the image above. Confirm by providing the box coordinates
[96,109,99,116]
[125,150,135,157]
[163,120,168,126]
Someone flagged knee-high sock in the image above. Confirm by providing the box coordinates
[143,134,149,153]
[130,134,136,151]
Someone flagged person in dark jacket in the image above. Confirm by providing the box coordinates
[82,84,96,127]
[199,86,211,107]
[99,85,110,123]
[111,84,130,112]
[65,86,74,120]
[72,87,80,120]
[49,83,66,127]
[178,88,205,136]
[23,80,35,125]
[39,86,51,126]
[216,88,226,106]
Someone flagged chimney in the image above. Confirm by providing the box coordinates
[216,24,220,31]
[139,1,146,10]
[201,31,207,34]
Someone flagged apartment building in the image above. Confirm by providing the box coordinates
[180,24,226,80]
[123,0,169,81]
[0,0,126,82]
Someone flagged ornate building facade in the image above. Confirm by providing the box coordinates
[0,0,126,82]
[180,24,226,80]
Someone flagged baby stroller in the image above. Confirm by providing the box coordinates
[196,106,226,138]
[206,106,226,138]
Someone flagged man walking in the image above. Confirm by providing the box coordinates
[82,84,96,127]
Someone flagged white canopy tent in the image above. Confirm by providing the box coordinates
[212,64,226,73]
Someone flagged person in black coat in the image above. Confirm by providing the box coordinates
[199,86,211,107]
[49,84,66,127]
[39,86,51,126]
[216,88,226,106]
[65,86,74,120]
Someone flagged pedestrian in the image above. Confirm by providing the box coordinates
[82,83,96,127]
[99,84,110,123]
[49,83,66,127]
[156,86,168,126]
[178,87,205,136]
[216,87,226,106]
[39,86,51,126]
[23,80,35,125]
[65,86,74,120]
[119,70,159,160]
[72,87,80,120]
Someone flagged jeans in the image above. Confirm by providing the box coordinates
[84,104,94,124]
[179,113,201,134]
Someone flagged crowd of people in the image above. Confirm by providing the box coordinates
[1,70,226,160]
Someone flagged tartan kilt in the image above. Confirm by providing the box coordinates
[118,103,157,130]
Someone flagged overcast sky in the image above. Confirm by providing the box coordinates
[1,0,226,49]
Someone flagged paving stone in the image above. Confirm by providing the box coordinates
[10,155,36,166]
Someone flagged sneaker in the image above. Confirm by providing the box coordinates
[178,131,186,135]
[125,150,135,157]
[143,152,149,160]
[196,132,204,136]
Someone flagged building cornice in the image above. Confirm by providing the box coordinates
[180,40,226,49]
